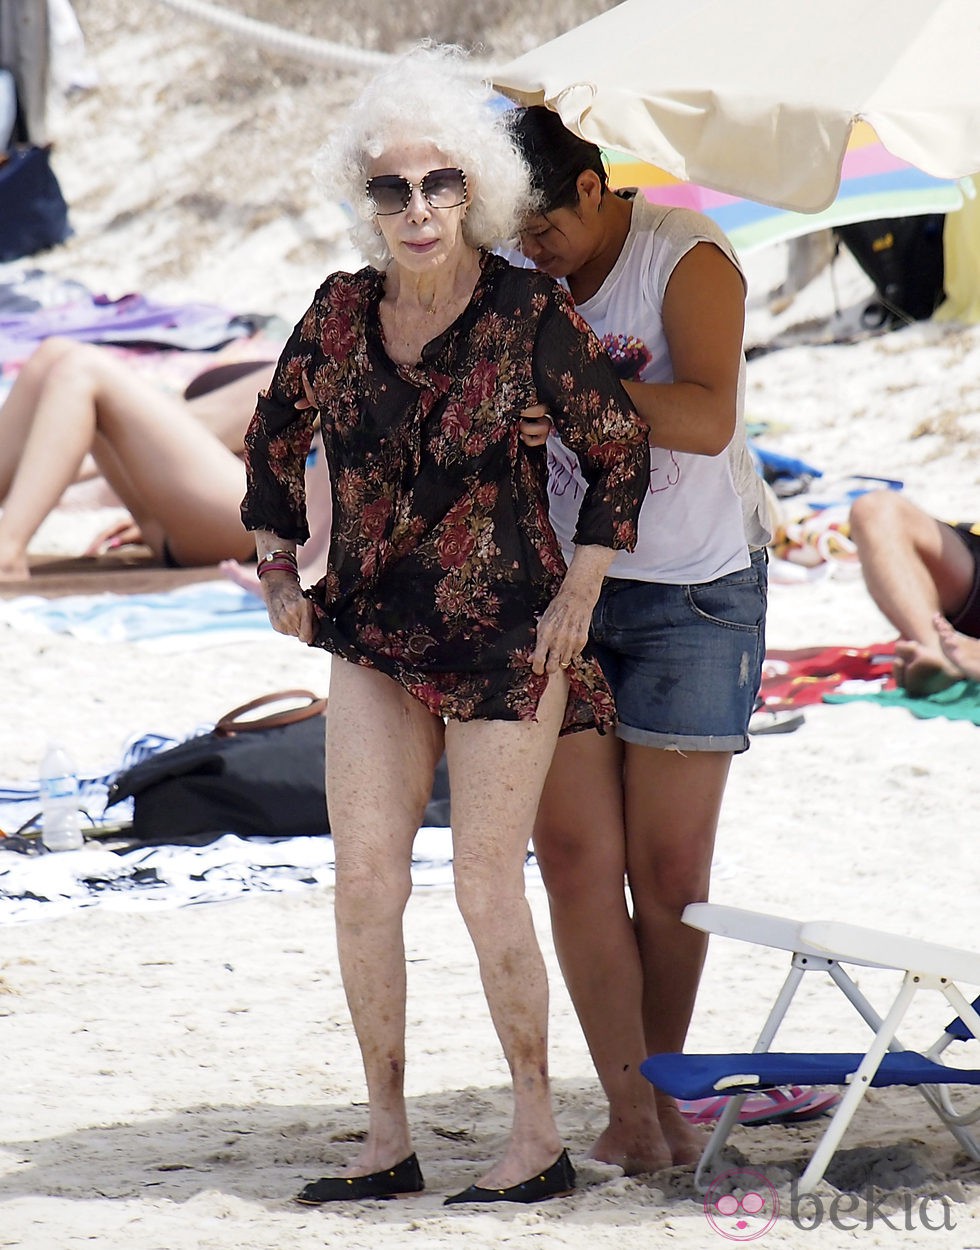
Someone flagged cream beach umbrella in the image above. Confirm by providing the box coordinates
[491,0,980,214]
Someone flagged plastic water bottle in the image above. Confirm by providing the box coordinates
[39,742,84,852]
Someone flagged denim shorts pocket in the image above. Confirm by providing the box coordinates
[685,569,766,631]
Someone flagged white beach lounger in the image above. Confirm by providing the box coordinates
[640,902,980,1195]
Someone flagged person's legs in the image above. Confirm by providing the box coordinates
[532,729,672,1175]
[444,671,569,1190]
[323,658,445,1175]
[0,340,255,577]
[0,338,78,483]
[850,492,976,693]
[582,560,764,1165]
[624,745,732,1162]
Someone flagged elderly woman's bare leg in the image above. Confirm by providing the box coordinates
[444,672,569,1192]
[323,658,445,1177]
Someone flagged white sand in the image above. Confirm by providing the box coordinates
[3,3,980,1246]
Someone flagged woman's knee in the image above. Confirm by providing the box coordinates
[44,340,111,393]
[25,336,82,381]
[534,819,623,905]
[334,858,412,926]
[631,848,711,916]
[849,489,916,546]
[453,852,525,931]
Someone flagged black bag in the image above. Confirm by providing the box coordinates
[834,214,946,328]
[0,142,72,261]
[105,690,451,843]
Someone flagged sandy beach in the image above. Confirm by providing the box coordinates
[3,3,980,1246]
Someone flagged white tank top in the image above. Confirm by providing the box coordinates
[512,197,771,583]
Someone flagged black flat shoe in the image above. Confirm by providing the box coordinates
[443,1148,575,1205]
[295,1153,424,1204]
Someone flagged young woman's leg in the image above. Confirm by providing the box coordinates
[323,658,445,1175]
[0,338,77,492]
[624,744,732,1162]
[444,671,569,1190]
[531,729,672,1175]
[0,341,255,576]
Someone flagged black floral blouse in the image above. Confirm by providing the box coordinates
[241,251,649,733]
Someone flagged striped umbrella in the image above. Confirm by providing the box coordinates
[605,124,966,255]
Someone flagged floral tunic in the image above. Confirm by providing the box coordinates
[241,252,650,733]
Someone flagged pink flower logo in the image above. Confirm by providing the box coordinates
[703,1169,780,1241]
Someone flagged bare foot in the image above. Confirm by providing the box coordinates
[656,1095,707,1167]
[0,559,31,582]
[219,558,262,598]
[935,614,980,682]
[892,639,960,695]
[588,1115,672,1175]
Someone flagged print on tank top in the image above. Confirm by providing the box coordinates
[548,330,679,501]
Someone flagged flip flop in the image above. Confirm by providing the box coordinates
[736,1085,825,1125]
[781,1087,841,1121]
[678,1085,837,1127]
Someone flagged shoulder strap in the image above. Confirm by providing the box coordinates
[215,689,327,735]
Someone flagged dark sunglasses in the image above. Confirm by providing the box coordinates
[365,167,468,216]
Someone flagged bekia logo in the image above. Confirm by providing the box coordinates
[703,1169,780,1241]
[703,1168,958,1237]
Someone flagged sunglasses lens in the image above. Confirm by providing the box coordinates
[420,168,466,208]
[367,168,466,215]
[366,176,410,215]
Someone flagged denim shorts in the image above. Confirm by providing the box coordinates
[589,548,768,753]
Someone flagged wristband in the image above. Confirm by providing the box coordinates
[256,549,299,579]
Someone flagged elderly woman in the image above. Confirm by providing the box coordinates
[240,44,650,1206]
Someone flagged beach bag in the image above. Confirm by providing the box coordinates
[0,78,72,262]
[0,141,72,261]
[105,689,451,842]
[834,215,946,328]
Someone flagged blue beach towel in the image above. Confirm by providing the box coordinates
[0,580,272,649]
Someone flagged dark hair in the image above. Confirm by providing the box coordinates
[509,105,608,213]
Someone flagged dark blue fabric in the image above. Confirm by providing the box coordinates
[944,995,980,1042]
[0,144,71,262]
[641,1050,980,1097]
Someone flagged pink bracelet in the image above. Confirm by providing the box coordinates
[257,561,300,580]
[256,549,299,579]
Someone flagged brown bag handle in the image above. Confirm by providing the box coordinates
[215,689,327,735]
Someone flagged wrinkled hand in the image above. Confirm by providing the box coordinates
[532,545,617,676]
[532,582,596,675]
[519,402,553,447]
[261,574,316,644]
[84,518,144,556]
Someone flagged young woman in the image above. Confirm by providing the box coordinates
[510,106,771,1174]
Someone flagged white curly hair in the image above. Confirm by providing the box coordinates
[315,42,533,270]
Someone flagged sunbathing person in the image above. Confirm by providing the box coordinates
[849,491,980,693]
[0,338,277,579]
